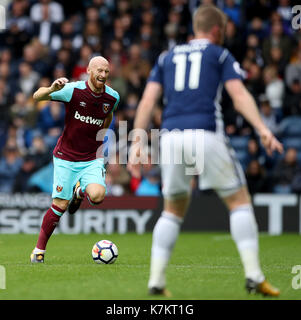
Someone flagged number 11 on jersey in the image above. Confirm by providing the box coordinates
[172,52,202,91]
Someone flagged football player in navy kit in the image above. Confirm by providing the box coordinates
[128,5,283,297]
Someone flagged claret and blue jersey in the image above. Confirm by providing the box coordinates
[49,80,119,162]
[148,39,243,133]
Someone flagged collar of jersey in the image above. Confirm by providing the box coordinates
[85,81,104,98]
[189,38,211,45]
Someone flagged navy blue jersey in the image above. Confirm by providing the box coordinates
[148,39,244,132]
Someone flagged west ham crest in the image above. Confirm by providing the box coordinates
[103,103,110,113]
[56,185,63,192]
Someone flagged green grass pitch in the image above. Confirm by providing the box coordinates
[0,232,300,300]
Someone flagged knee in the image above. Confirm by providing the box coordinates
[52,198,69,212]
[87,185,106,204]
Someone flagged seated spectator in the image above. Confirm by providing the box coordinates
[262,18,292,65]
[123,92,139,133]
[18,61,40,98]
[104,151,131,196]
[83,20,102,54]
[276,0,293,32]
[107,62,128,104]
[246,160,268,194]
[163,21,179,50]
[72,44,93,80]
[272,148,300,193]
[269,46,286,77]
[21,43,50,77]
[0,142,23,192]
[263,64,285,121]
[223,19,243,61]
[122,43,151,96]
[50,19,83,52]
[53,48,74,79]
[245,62,265,98]
[285,49,301,87]
[10,92,37,127]
[247,17,266,41]
[258,94,278,134]
[222,0,241,26]
[135,167,161,196]
[7,0,32,34]
[31,3,60,48]
[105,39,128,70]
[37,101,65,149]
[105,161,131,196]
[30,0,64,24]
[13,134,51,192]
[283,79,301,116]
[246,138,265,166]
[135,154,161,196]
[0,78,12,126]
[2,20,31,60]
[245,33,264,66]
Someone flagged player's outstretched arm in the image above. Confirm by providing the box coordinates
[33,77,69,101]
[225,79,283,156]
[127,81,162,178]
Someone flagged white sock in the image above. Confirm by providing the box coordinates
[33,247,46,254]
[148,211,183,289]
[76,187,83,199]
[230,204,265,283]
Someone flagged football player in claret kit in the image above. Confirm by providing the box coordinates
[128,5,283,297]
[30,56,120,263]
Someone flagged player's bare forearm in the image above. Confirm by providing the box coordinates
[225,79,266,134]
[33,86,54,101]
[33,77,69,101]
[127,82,162,177]
[225,79,283,155]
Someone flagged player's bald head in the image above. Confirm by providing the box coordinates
[87,56,110,92]
[88,56,109,71]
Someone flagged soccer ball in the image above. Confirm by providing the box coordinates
[92,240,118,264]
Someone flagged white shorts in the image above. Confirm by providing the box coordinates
[160,130,246,199]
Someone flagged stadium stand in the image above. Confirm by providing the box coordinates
[0,0,301,195]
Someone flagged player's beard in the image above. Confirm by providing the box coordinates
[90,75,106,93]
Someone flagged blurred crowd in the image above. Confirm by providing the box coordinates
[0,0,301,196]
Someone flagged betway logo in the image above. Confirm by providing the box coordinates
[74,110,104,126]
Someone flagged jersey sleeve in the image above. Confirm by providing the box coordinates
[147,52,167,85]
[220,49,244,83]
[112,92,120,113]
[49,82,76,103]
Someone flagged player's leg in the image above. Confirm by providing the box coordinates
[30,198,69,263]
[148,131,192,295]
[148,195,189,296]
[31,157,75,263]
[68,158,106,214]
[85,183,106,205]
[221,186,280,296]
[203,133,279,296]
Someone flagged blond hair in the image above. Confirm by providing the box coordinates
[193,5,227,34]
